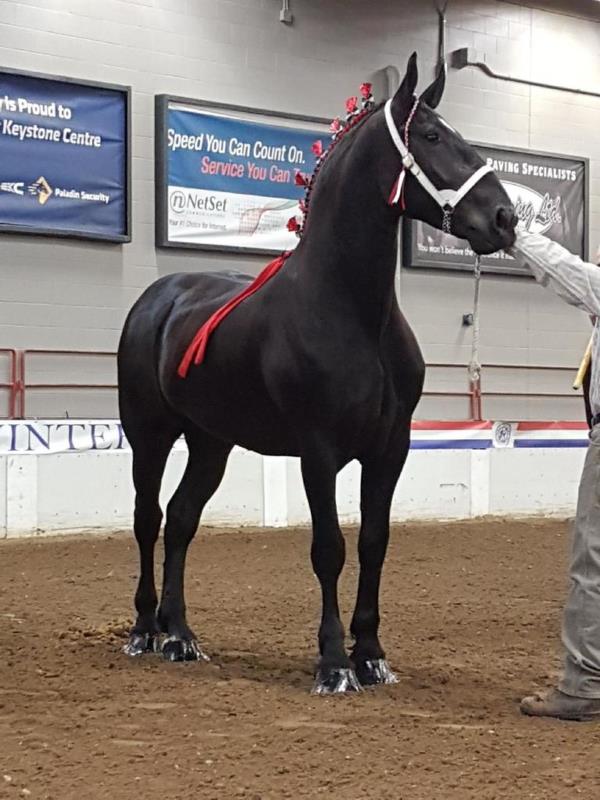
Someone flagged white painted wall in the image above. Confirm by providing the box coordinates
[0,445,584,538]
[0,0,599,421]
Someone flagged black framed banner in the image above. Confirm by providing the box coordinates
[403,144,588,276]
[155,95,327,254]
[0,68,130,242]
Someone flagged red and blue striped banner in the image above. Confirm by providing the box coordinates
[410,421,589,450]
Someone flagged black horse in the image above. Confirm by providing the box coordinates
[118,54,516,694]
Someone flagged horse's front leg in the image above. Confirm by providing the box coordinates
[301,448,361,695]
[350,426,410,686]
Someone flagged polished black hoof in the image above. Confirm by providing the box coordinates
[123,631,160,657]
[311,667,363,695]
[161,636,210,663]
[355,658,398,686]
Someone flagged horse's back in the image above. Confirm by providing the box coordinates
[126,270,253,322]
[120,269,253,351]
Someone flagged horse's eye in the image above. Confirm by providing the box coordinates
[425,131,439,142]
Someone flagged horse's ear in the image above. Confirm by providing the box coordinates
[392,52,419,115]
[420,65,446,109]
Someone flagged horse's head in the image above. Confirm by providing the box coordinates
[384,53,516,254]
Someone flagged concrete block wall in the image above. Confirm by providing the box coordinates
[0,0,598,419]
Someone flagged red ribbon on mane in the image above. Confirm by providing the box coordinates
[177,251,291,378]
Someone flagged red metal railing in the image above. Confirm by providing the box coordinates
[421,361,578,422]
[0,349,18,418]
[0,349,583,421]
[17,349,117,419]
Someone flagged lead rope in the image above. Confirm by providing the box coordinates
[469,255,482,419]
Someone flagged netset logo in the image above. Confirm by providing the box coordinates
[169,190,186,214]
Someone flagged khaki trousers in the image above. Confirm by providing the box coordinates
[560,424,600,697]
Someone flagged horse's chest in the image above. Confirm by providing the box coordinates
[275,352,389,431]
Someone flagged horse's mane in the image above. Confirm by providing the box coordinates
[290,97,385,238]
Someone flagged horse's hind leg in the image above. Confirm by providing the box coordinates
[350,424,411,686]
[158,426,232,662]
[123,424,181,656]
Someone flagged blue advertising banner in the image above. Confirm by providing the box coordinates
[0,69,129,241]
[157,97,325,252]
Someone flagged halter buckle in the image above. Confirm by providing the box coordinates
[442,206,453,235]
[402,153,415,170]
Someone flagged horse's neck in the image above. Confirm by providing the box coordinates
[293,124,400,332]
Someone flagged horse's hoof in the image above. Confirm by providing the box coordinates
[311,667,363,695]
[161,636,210,663]
[355,658,398,686]
[123,632,160,657]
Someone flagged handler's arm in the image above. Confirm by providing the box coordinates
[508,229,600,317]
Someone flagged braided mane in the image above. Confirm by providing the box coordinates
[287,86,381,239]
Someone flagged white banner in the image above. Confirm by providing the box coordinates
[168,185,298,251]
[0,420,126,454]
[0,420,186,455]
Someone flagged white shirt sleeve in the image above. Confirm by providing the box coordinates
[508,228,600,317]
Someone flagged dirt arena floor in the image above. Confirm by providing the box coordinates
[1,518,599,799]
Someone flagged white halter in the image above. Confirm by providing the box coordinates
[384,97,493,234]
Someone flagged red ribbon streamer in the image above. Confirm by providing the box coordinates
[177,251,291,378]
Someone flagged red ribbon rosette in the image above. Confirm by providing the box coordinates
[294,171,308,187]
[345,96,358,114]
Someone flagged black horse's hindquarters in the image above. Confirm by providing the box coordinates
[118,52,515,693]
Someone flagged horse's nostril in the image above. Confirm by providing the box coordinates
[496,206,516,231]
